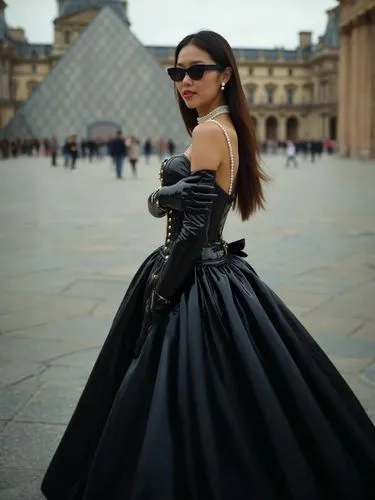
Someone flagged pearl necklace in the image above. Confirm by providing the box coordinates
[197,105,230,124]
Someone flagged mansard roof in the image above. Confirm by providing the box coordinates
[321,6,340,48]
[146,45,313,63]
[0,3,10,42]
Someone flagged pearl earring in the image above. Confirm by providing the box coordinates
[221,82,225,91]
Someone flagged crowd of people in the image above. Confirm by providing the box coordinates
[0,136,335,175]
[0,135,178,179]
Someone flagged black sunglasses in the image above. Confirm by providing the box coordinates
[167,64,224,82]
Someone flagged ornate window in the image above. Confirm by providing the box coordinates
[64,31,71,44]
[247,88,254,104]
[267,88,274,104]
[286,87,294,105]
[246,85,257,105]
[268,67,273,76]
[288,68,293,76]
[31,63,37,73]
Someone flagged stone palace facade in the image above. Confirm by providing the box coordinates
[0,0,339,144]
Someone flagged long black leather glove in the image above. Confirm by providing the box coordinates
[157,175,217,212]
[148,175,217,218]
[154,170,216,302]
[147,193,167,218]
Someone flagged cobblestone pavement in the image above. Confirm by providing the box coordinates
[0,153,375,499]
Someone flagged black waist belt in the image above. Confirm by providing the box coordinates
[160,238,247,262]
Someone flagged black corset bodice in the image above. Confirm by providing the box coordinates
[160,155,233,252]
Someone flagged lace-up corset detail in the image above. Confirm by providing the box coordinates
[159,154,234,255]
[158,120,236,255]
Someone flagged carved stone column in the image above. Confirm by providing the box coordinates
[370,11,375,157]
[357,19,372,158]
[350,24,360,156]
[338,31,350,156]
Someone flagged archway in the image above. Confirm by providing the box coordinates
[265,116,278,140]
[329,116,337,140]
[87,120,121,140]
[286,116,299,141]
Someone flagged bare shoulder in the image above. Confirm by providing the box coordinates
[191,121,224,145]
[190,122,225,173]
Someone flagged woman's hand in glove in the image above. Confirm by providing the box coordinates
[156,175,217,212]
[146,288,171,326]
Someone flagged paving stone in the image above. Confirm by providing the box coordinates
[352,321,375,341]
[0,421,8,435]
[273,288,332,309]
[0,377,42,420]
[0,336,96,364]
[0,296,100,333]
[0,362,44,388]
[0,270,77,296]
[315,334,375,360]
[299,313,364,338]
[363,362,375,385]
[328,356,373,375]
[14,381,85,425]
[0,422,64,470]
[338,375,375,411]
[38,364,92,383]
[0,468,44,499]
[47,347,100,368]
[0,291,60,316]
[90,300,119,317]
[62,279,128,300]
[3,315,111,343]
[312,281,375,321]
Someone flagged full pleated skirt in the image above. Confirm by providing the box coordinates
[41,249,375,500]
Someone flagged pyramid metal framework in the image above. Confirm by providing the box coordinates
[1,7,188,145]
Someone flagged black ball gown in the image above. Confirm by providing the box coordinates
[41,151,375,500]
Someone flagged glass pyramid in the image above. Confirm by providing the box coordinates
[1,7,188,147]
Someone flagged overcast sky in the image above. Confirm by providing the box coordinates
[6,0,336,48]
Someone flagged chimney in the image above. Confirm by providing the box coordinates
[8,27,27,42]
[298,31,312,48]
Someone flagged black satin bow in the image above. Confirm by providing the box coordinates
[227,238,248,258]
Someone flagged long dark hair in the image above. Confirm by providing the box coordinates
[174,30,269,220]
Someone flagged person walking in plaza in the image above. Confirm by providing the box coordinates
[50,136,58,167]
[285,139,298,167]
[62,138,70,167]
[41,30,375,500]
[143,138,152,164]
[110,130,127,179]
[68,135,78,170]
[128,136,141,178]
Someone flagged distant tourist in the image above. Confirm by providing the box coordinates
[109,130,127,179]
[50,137,58,167]
[67,135,78,169]
[62,138,70,167]
[143,138,152,164]
[128,136,140,178]
[285,139,298,167]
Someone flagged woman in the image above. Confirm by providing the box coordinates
[128,136,141,177]
[41,30,375,500]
